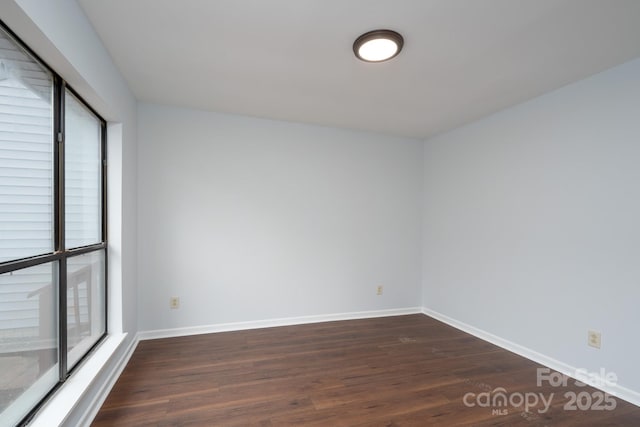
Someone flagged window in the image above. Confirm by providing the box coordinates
[0,21,107,426]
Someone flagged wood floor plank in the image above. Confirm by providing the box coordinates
[92,314,640,426]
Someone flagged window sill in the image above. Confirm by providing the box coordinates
[28,333,128,426]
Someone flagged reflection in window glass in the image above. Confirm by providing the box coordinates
[66,250,105,369]
[0,262,58,426]
[0,30,54,262]
[65,90,101,249]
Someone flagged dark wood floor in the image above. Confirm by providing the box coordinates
[93,314,640,426]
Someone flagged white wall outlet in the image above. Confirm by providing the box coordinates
[170,296,180,309]
[376,285,383,295]
[588,330,601,349]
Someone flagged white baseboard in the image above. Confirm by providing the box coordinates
[422,308,640,408]
[75,333,140,427]
[138,307,422,341]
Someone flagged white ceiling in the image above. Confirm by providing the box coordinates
[78,0,640,139]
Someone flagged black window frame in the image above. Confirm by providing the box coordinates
[0,19,108,426]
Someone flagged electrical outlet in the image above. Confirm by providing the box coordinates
[376,285,383,296]
[170,297,180,309]
[588,330,601,349]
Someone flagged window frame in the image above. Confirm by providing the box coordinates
[0,19,108,426]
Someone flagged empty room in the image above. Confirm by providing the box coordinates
[0,0,639,426]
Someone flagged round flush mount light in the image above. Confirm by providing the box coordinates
[353,29,404,62]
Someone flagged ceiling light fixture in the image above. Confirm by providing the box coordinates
[353,29,404,63]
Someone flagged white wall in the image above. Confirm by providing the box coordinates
[138,104,422,331]
[0,0,138,424]
[422,58,640,395]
